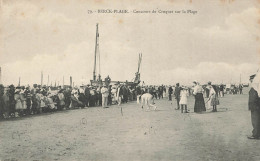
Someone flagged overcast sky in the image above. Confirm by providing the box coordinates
[0,0,259,86]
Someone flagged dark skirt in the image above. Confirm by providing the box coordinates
[194,93,206,113]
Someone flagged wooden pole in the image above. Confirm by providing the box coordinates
[240,74,241,84]
[63,76,64,87]
[93,23,99,81]
[47,75,49,86]
[41,71,43,86]
[18,77,21,86]
[70,76,72,87]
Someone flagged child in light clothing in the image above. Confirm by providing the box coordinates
[179,87,189,113]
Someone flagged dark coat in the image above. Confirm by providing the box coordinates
[249,88,260,111]
[136,86,142,95]
[122,86,128,96]
[84,87,90,98]
[169,87,173,94]
[174,86,181,98]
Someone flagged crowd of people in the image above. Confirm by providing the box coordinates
[167,81,222,114]
[0,83,169,119]
[0,74,258,142]
[0,80,246,120]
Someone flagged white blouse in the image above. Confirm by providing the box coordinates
[193,85,203,95]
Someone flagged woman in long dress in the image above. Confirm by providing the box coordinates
[193,81,206,113]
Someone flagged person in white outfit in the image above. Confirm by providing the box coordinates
[207,82,215,110]
[179,87,189,113]
[101,85,109,108]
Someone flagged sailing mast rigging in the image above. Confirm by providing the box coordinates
[90,24,141,87]
[134,53,142,84]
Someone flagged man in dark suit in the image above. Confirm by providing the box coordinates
[84,85,91,107]
[168,86,173,101]
[174,83,181,110]
[248,74,260,139]
[122,85,128,103]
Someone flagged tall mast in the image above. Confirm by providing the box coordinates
[239,74,241,84]
[93,23,99,81]
[41,71,43,86]
[134,53,142,84]
[70,76,72,87]
[137,53,142,73]
[18,77,21,86]
[47,75,49,86]
[63,76,64,87]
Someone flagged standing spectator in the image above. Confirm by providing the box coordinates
[0,84,4,119]
[205,84,210,98]
[84,85,91,107]
[89,87,95,107]
[108,85,112,105]
[97,89,102,106]
[208,85,220,112]
[64,87,71,109]
[3,87,10,118]
[136,85,142,103]
[122,85,128,103]
[163,85,167,98]
[9,85,15,117]
[168,86,173,101]
[158,85,163,99]
[14,87,24,117]
[174,83,181,110]
[239,84,243,94]
[206,82,212,110]
[78,86,86,108]
[152,86,157,99]
[219,84,224,97]
[31,84,38,114]
[179,87,189,113]
[248,74,260,139]
[24,86,32,115]
[101,85,109,108]
[193,81,206,113]
[116,84,123,106]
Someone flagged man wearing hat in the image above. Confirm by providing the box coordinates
[84,85,91,107]
[174,83,181,110]
[248,74,260,139]
[168,86,173,101]
[89,86,95,107]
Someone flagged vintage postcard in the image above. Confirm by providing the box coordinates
[0,0,259,161]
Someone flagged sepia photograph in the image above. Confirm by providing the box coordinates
[0,0,260,160]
